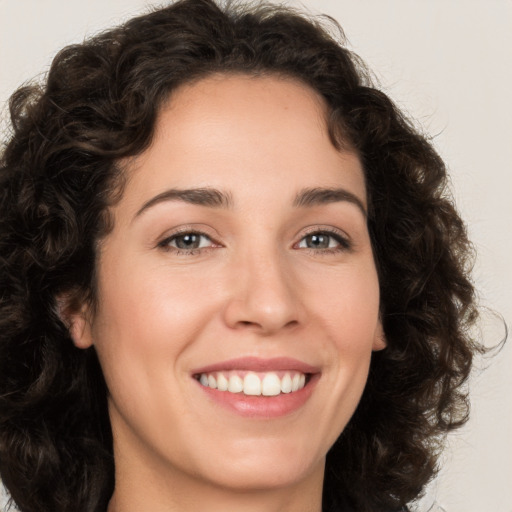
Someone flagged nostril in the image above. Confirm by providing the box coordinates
[234,319,299,331]
[223,293,301,334]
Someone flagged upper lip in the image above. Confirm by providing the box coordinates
[192,356,319,375]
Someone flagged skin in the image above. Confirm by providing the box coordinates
[70,74,385,512]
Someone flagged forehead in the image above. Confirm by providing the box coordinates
[121,74,366,214]
[162,73,328,132]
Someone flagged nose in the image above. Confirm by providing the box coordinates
[222,250,302,335]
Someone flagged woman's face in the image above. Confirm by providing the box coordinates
[71,74,384,495]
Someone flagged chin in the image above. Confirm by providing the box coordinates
[207,462,321,492]
[190,440,325,492]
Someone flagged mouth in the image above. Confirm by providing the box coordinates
[194,370,311,396]
[191,357,319,417]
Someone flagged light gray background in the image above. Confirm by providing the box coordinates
[1,1,510,511]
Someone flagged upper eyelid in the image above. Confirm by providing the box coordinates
[157,225,219,242]
[296,225,351,241]
[167,232,212,242]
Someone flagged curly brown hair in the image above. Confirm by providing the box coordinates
[0,1,480,511]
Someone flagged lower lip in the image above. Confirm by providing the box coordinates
[194,374,320,418]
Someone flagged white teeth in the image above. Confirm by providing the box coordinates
[262,373,281,396]
[228,374,243,393]
[207,374,217,389]
[198,370,308,396]
[280,373,292,393]
[243,372,261,395]
[291,373,301,392]
[217,373,228,391]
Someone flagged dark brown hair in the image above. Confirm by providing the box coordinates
[0,1,480,511]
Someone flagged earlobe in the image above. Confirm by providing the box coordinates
[56,296,94,349]
[68,312,94,349]
[372,320,387,351]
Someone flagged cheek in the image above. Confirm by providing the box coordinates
[89,266,208,435]
[306,263,380,396]
[308,263,380,341]
[95,257,214,337]
[90,256,230,402]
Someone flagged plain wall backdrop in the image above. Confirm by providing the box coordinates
[1,1,511,511]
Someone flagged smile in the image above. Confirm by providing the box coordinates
[191,357,319,417]
[197,370,308,396]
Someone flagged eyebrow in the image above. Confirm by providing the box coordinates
[293,187,367,217]
[134,187,233,218]
[134,185,366,220]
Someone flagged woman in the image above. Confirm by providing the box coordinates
[0,1,484,511]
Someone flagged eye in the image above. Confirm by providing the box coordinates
[297,231,351,251]
[158,231,215,252]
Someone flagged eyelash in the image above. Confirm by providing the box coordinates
[157,228,352,256]
[157,229,217,255]
[295,228,352,255]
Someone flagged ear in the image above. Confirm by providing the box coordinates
[372,319,387,351]
[56,295,94,349]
